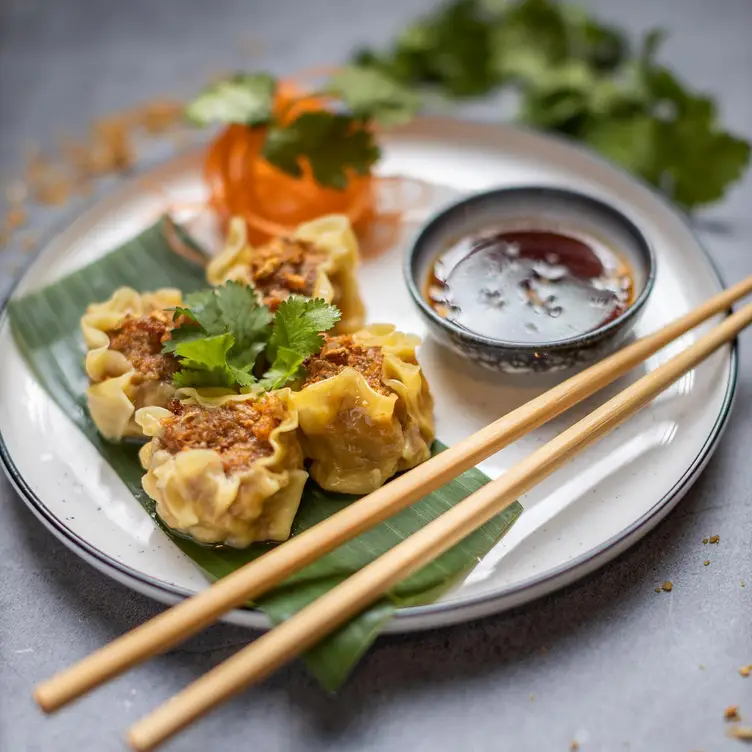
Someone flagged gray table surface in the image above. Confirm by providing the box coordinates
[1,1,751,750]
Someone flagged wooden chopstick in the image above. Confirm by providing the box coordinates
[33,275,752,714]
[127,299,752,752]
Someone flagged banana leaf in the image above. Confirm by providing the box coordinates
[7,218,522,690]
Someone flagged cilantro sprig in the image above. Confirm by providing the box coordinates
[352,0,750,210]
[164,282,340,392]
[185,0,748,208]
[258,296,341,390]
[185,73,276,127]
[186,68,407,190]
[263,112,380,190]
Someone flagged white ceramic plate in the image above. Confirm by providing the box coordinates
[0,119,736,633]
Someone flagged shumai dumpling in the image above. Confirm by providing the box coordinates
[292,324,435,494]
[136,388,308,548]
[206,214,365,332]
[81,287,182,441]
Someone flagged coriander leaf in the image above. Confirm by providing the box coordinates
[629,64,750,208]
[174,333,235,371]
[170,306,199,326]
[355,0,500,97]
[167,283,270,371]
[492,0,569,81]
[267,296,341,361]
[214,280,263,327]
[214,281,272,369]
[172,365,255,390]
[183,289,215,308]
[516,59,597,131]
[651,100,751,209]
[161,325,205,354]
[173,368,228,389]
[582,91,751,210]
[258,346,307,391]
[263,112,380,190]
[172,333,240,389]
[639,28,667,67]
[558,4,629,71]
[582,115,658,180]
[180,290,225,335]
[171,332,258,390]
[328,67,422,127]
[261,297,341,390]
[165,283,276,390]
[227,365,259,389]
[185,73,276,127]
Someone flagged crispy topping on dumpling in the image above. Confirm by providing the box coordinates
[292,325,435,494]
[207,214,365,332]
[105,310,179,383]
[160,394,287,471]
[303,334,389,395]
[243,237,327,310]
[81,287,183,441]
[136,389,308,548]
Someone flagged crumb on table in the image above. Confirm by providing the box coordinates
[725,706,741,722]
[728,726,752,740]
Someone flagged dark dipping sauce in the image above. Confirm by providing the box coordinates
[425,227,634,343]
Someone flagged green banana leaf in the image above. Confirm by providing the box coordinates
[7,218,522,690]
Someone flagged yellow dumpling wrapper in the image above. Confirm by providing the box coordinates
[292,325,435,494]
[206,214,365,333]
[136,388,308,548]
[81,287,182,441]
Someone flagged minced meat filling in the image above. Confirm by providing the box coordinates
[247,237,327,310]
[160,396,287,471]
[106,311,178,382]
[303,335,389,395]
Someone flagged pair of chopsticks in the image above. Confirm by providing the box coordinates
[35,275,752,750]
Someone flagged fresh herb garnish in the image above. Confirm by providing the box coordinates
[354,0,501,98]
[185,73,276,127]
[185,0,748,207]
[326,66,422,127]
[352,0,750,210]
[259,295,341,390]
[164,282,340,391]
[263,111,380,190]
[186,72,387,190]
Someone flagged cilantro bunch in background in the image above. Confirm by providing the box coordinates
[185,69,419,190]
[163,282,340,391]
[185,0,748,209]
[352,0,750,210]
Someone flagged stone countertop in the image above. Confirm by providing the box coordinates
[1,1,751,750]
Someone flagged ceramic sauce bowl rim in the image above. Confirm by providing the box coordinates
[404,185,657,351]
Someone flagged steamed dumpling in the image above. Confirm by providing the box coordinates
[81,287,182,441]
[206,214,365,332]
[291,324,435,494]
[136,388,308,547]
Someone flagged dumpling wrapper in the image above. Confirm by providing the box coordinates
[81,287,182,441]
[206,213,365,333]
[292,324,435,494]
[136,388,308,548]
